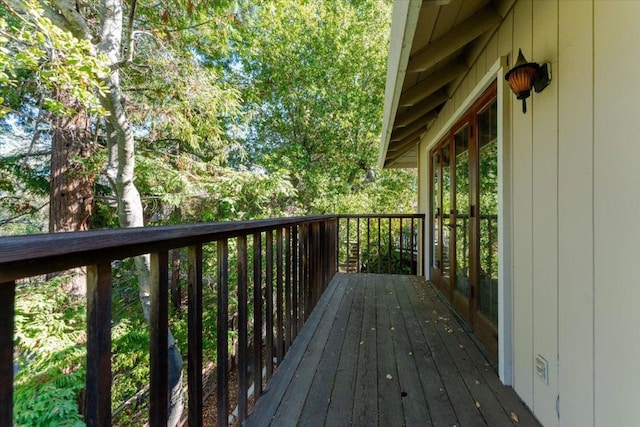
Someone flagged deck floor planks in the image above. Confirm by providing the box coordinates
[297,274,357,426]
[245,273,540,427]
[270,274,349,425]
[351,274,379,425]
[394,276,458,426]
[411,279,513,426]
[324,275,367,425]
[417,281,540,427]
[245,273,343,426]
[374,274,405,426]
[403,277,486,427]
[383,277,432,426]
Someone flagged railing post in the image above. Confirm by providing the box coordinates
[217,240,229,427]
[291,227,299,340]
[345,218,350,273]
[237,236,249,423]
[265,231,274,380]
[377,218,382,274]
[418,215,424,277]
[388,217,392,274]
[252,232,263,396]
[335,218,340,274]
[366,218,370,273]
[284,227,292,352]
[187,245,203,427]
[0,282,16,426]
[275,228,284,365]
[85,264,112,427]
[399,218,404,273]
[356,218,360,272]
[150,252,169,425]
[411,218,416,275]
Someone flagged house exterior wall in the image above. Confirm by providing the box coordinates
[416,1,640,425]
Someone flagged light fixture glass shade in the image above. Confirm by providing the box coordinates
[505,49,540,113]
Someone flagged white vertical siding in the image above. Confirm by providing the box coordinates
[416,1,640,424]
[510,0,535,410]
[531,1,559,425]
[593,2,640,425]
[558,1,594,426]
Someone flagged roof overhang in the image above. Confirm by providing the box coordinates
[379,0,509,169]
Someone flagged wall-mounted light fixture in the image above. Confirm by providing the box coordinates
[504,49,551,113]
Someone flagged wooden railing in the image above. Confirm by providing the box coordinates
[0,213,424,426]
[338,214,425,275]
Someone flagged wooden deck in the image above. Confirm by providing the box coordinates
[245,273,540,426]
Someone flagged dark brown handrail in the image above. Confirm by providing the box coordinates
[0,215,335,283]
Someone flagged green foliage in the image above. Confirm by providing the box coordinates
[13,276,86,426]
[234,0,413,214]
[0,3,109,117]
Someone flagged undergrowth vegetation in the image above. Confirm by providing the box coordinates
[12,251,235,425]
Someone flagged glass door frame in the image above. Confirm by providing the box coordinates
[429,81,498,357]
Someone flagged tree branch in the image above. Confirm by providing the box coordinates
[49,0,92,40]
[0,201,49,226]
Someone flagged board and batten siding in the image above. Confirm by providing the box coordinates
[417,1,640,425]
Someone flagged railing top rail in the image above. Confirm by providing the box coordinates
[0,215,337,283]
[337,213,425,219]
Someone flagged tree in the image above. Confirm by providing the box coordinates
[0,1,238,423]
[233,0,415,215]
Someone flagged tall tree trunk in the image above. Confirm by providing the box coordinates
[98,1,183,424]
[49,91,94,295]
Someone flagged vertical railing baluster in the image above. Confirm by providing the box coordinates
[252,232,263,396]
[265,230,274,380]
[399,218,404,274]
[298,224,306,328]
[335,218,340,274]
[377,218,382,274]
[276,228,284,365]
[150,252,169,425]
[292,226,299,340]
[284,227,292,352]
[188,245,203,427]
[388,217,392,274]
[418,215,429,276]
[345,218,350,273]
[411,218,416,275]
[301,224,310,321]
[356,217,361,272]
[217,240,229,427]
[366,218,370,273]
[237,236,248,423]
[310,223,319,306]
[0,282,15,426]
[86,264,112,426]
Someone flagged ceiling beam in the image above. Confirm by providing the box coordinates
[398,60,467,107]
[390,118,426,142]
[390,126,426,147]
[386,142,419,167]
[392,112,437,145]
[407,6,502,73]
[389,138,421,158]
[423,0,453,6]
[394,90,448,128]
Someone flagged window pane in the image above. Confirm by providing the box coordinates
[477,100,498,325]
[454,125,470,298]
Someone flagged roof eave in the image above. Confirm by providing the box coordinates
[377,0,423,169]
